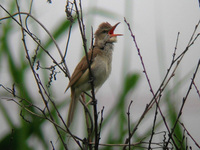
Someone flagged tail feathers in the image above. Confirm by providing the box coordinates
[67,89,79,127]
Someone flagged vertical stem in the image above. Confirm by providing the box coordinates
[74,0,99,149]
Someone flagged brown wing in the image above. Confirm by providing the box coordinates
[66,48,101,90]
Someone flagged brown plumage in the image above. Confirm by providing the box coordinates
[66,22,122,127]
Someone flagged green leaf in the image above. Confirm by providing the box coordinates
[123,73,140,97]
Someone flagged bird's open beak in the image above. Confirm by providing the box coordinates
[108,22,123,37]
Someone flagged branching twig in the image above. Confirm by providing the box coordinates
[15,1,68,149]
[64,1,74,75]
[1,1,200,149]
[74,0,99,149]
[192,81,200,99]
[124,17,175,149]
[179,121,200,148]
[166,59,200,148]
[0,8,70,78]
[124,17,200,149]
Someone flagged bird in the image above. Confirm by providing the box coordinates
[66,22,122,127]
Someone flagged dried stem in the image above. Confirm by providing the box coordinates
[16,2,69,149]
[127,101,133,150]
[192,81,200,98]
[74,0,99,149]
[0,10,70,78]
[166,59,200,148]
[124,17,176,149]
[124,17,200,149]
[179,121,200,148]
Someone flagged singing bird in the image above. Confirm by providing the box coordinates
[66,22,122,127]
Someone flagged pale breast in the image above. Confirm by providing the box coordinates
[92,54,111,88]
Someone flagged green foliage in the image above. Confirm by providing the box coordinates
[100,73,140,150]
[1,0,198,150]
[0,1,72,150]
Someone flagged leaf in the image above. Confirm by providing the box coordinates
[123,73,140,97]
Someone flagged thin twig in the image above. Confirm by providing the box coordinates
[0,9,70,78]
[74,0,99,149]
[192,80,200,99]
[98,106,104,141]
[15,1,68,149]
[166,59,200,148]
[124,17,175,149]
[64,1,74,75]
[148,95,160,149]
[127,101,133,150]
[179,121,200,148]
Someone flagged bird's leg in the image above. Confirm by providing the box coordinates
[86,99,93,106]
[86,91,97,106]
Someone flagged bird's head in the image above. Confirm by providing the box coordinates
[94,22,122,48]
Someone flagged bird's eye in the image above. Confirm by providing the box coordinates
[102,30,108,33]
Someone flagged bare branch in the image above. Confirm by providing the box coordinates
[179,121,200,148]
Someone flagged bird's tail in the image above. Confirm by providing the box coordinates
[67,89,79,127]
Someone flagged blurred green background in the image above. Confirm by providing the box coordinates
[0,0,200,149]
